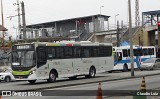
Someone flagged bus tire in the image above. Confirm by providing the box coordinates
[85,67,96,78]
[5,76,11,82]
[47,71,57,83]
[123,64,128,72]
[28,80,36,84]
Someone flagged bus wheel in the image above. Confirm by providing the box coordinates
[47,71,57,83]
[85,67,96,78]
[28,80,36,84]
[123,64,128,72]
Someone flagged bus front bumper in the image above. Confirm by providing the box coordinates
[14,73,37,81]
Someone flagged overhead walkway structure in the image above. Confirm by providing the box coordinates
[118,10,160,47]
[140,10,160,46]
[24,14,110,43]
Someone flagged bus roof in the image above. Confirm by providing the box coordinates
[14,41,113,47]
[113,45,155,51]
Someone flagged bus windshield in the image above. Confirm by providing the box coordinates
[12,51,36,67]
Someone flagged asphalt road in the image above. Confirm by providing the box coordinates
[2,73,160,99]
[1,69,160,91]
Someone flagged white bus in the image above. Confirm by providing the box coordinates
[113,45,156,71]
[11,41,114,84]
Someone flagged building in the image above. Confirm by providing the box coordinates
[22,14,110,42]
[0,25,10,67]
[131,10,160,46]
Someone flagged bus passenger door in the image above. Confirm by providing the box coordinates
[36,47,48,78]
[113,51,124,70]
[114,52,122,64]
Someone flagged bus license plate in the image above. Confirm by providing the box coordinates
[19,77,23,79]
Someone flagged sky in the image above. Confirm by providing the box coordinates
[1,0,160,38]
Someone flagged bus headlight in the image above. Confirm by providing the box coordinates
[29,70,36,75]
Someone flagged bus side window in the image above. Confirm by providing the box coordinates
[56,47,64,59]
[99,47,104,57]
[122,49,128,57]
[93,47,99,57]
[84,49,89,58]
[37,51,47,63]
[64,47,73,58]
[47,47,56,59]
[148,48,153,55]
[82,47,90,58]
[74,47,81,58]
[143,48,148,56]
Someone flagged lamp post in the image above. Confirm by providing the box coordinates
[128,0,134,77]
[100,6,104,15]
[115,14,119,27]
[99,6,104,31]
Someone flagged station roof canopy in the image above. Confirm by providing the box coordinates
[143,10,160,15]
[26,14,110,28]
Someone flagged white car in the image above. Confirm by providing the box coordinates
[0,68,15,82]
[140,58,160,70]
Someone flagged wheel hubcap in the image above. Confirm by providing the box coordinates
[50,73,55,80]
[6,78,9,82]
[90,70,94,76]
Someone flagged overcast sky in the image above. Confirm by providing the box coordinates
[1,0,160,38]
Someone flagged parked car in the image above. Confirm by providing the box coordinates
[0,68,15,82]
[140,58,160,70]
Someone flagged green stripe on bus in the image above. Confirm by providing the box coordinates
[12,70,32,75]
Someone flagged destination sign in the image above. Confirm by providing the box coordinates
[12,44,34,50]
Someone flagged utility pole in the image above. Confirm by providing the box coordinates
[17,0,21,40]
[1,0,5,51]
[117,20,120,47]
[121,20,124,43]
[128,0,134,77]
[21,1,26,42]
